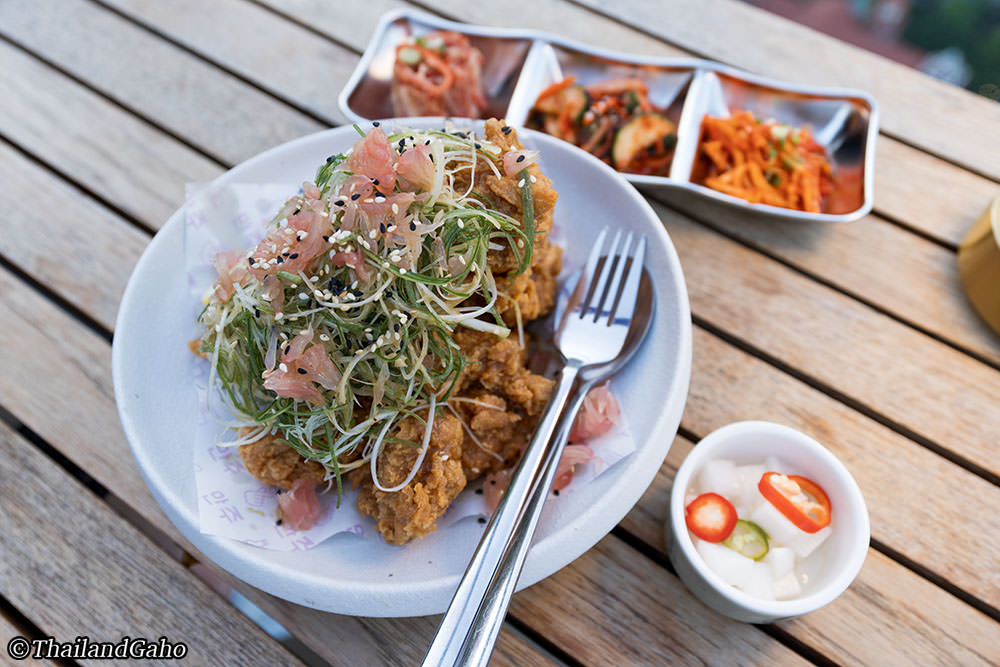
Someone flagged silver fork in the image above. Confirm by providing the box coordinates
[422,227,651,667]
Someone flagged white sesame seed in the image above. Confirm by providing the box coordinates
[457,220,464,229]
[313,290,323,298]
[391,204,399,214]
[319,334,330,341]
[275,312,284,320]
[383,262,390,268]
[517,179,525,188]
[297,293,308,300]
[458,255,466,265]
[530,175,537,183]
[400,268,407,274]
[279,363,288,372]
[368,230,377,239]
[351,281,358,289]
[363,198,374,204]
[517,239,525,248]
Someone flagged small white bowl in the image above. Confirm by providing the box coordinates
[667,421,869,623]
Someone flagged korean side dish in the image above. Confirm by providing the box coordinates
[684,456,833,601]
[696,110,835,213]
[391,30,487,118]
[525,76,678,176]
[194,119,617,546]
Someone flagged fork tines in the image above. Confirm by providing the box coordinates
[578,227,647,326]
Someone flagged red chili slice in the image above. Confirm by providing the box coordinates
[685,492,738,543]
[758,473,832,534]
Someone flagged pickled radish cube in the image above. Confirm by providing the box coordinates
[763,547,796,580]
[785,525,833,558]
[697,459,740,500]
[740,562,775,601]
[735,464,767,509]
[764,455,789,474]
[749,498,803,545]
[773,570,803,600]
[695,539,755,588]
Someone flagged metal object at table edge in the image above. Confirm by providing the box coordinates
[422,228,655,666]
[958,193,1000,335]
[338,7,880,224]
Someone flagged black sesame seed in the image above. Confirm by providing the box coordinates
[351,193,361,200]
[254,308,261,318]
[489,480,496,485]
[276,518,283,525]
[284,345,291,355]
[276,257,284,264]
[474,143,481,149]
[477,517,486,524]
[275,489,284,495]
[379,223,386,233]
[289,253,299,259]
[516,154,525,162]
[293,207,301,215]
[334,200,345,206]
[501,126,512,135]
[326,155,336,163]
[429,154,434,163]
[372,178,380,185]
[353,289,363,297]
[474,488,483,495]
[398,139,405,151]
[297,367,307,375]
[247,257,255,265]
[553,489,560,496]
[409,221,417,231]
[372,121,380,127]
[282,251,290,257]
[425,139,431,145]
[393,323,400,331]
[322,235,330,242]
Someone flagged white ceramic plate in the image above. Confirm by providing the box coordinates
[112,118,692,617]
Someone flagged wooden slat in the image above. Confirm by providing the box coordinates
[0,0,323,164]
[0,259,793,667]
[0,613,49,666]
[511,537,810,666]
[0,420,305,667]
[657,189,1000,366]
[655,200,1000,480]
[0,40,222,229]
[394,0,999,246]
[94,0,355,125]
[620,436,1000,666]
[0,140,148,330]
[573,0,1000,182]
[260,0,412,46]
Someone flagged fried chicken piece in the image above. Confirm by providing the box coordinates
[238,434,326,490]
[352,413,467,545]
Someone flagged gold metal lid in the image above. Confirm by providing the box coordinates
[958,195,1000,335]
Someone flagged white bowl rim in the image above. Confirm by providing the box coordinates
[670,420,870,616]
[111,118,694,615]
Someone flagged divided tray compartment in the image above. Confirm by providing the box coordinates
[339,8,879,223]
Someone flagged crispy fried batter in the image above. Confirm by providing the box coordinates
[352,413,467,545]
[239,435,326,490]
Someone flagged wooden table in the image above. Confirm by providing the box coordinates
[2,0,999,664]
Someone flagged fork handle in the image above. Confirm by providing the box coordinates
[422,361,585,667]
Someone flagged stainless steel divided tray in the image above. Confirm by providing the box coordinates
[339,9,879,223]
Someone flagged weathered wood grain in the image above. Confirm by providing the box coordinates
[0,420,305,667]
[95,0,355,125]
[0,0,324,165]
[0,140,148,330]
[257,0,413,47]
[652,189,1000,367]
[620,435,1000,666]
[0,40,222,229]
[574,0,1000,182]
[510,536,809,666]
[656,200,1000,480]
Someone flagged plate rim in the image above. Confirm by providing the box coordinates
[111,119,692,616]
